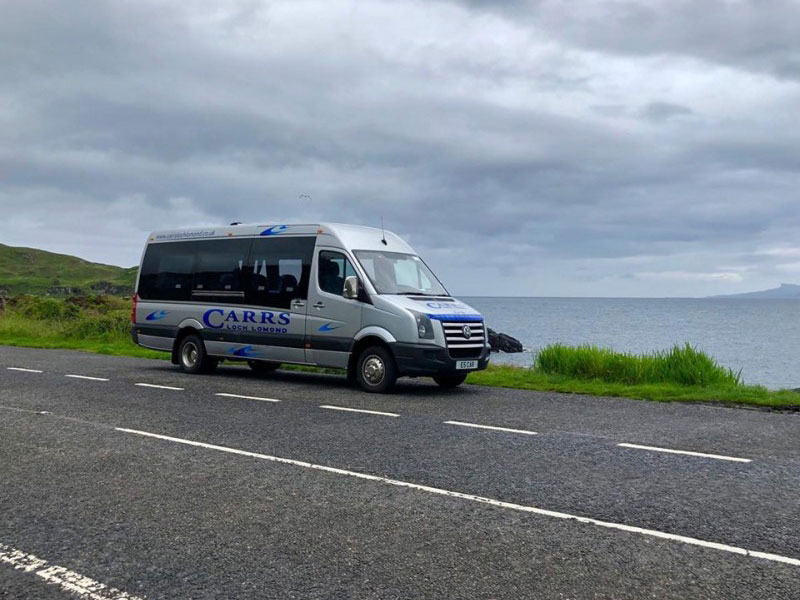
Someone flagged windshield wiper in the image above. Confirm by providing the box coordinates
[395,292,438,296]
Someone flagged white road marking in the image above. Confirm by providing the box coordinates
[134,383,184,391]
[6,367,43,373]
[319,405,399,417]
[444,420,538,436]
[66,374,110,382]
[0,542,142,600]
[215,393,280,403]
[117,427,799,568]
[618,443,752,463]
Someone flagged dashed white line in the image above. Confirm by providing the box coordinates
[0,542,143,600]
[444,420,538,436]
[66,374,110,382]
[6,367,43,373]
[618,443,752,463]
[319,405,399,417]
[134,383,184,391]
[215,393,280,403]
[116,427,799,568]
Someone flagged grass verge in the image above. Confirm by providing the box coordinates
[467,366,800,409]
[1,295,797,408]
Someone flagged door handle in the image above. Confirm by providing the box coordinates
[292,299,306,308]
[313,301,326,309]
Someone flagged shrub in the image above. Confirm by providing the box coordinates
[14,296,73,321]
[64,311,129,339]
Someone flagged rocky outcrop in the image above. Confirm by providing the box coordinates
[46,285,83,296]
[487,328,523,353]
[89,281,133,295]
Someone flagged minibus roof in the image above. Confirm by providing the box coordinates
[146,222,416,254]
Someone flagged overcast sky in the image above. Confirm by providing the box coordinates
[2,0,799,296]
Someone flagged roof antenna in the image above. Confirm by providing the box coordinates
[380,217,388,245]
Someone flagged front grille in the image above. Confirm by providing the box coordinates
[442,320,485,359]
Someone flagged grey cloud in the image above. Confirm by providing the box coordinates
[1,0,799,296]
[451,0,800,80]
[640,102,693,121]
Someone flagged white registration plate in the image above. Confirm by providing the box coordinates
[456,360,478,370]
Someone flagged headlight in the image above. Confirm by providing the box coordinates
[410,311,434,339]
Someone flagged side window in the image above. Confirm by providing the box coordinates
[138,241,195,301]
[318,250,356,296]
[247,237,315,308]
[192,239,252,304]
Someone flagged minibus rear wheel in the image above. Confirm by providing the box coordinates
[178,334,217,374]
[356,345,397,393]
[433,374,467,389]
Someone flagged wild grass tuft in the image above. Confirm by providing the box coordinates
[535,343,742,387]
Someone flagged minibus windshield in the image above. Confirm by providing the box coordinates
[354,250,448,296]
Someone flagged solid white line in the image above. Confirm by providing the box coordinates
[116,427,799,568]
[0,542,142,600]
[134,383,184,391]
[66,374,110,382]
[444,420,538,436]
[618,443,752,463]
[6,367,43,373]
[215,393,280,403]
[319,405,399,417]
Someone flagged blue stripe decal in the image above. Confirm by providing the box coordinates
[228,345,259,357]
[260,224,289,236]
[426,314,483,322]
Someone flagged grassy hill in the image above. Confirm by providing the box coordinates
[0,243,136,296]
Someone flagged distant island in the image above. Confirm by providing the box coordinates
[709,283,800,299]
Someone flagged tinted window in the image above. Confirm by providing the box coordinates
[318,250,356,296]
[192,239,252,303]
[247,237,315,308]
[138,241,195,301]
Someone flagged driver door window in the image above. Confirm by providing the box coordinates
[318,250,356,296]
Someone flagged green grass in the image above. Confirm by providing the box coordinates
[0,295,797,408]
[467,366,800,408]
[0,295,163,359]
[0,243,136,295]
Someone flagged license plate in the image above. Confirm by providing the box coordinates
[456,360,478,370]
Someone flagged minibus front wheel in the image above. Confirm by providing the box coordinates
[178,334,218,374]
[356,345,397,394]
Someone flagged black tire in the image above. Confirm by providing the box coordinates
[355,345,397,393]
[248,360,281,374]
[433,374,467,389]
[178,334,217,374]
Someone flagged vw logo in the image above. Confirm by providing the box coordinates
[462,325,472,339]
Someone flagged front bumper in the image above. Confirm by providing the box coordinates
[389,342,490,376]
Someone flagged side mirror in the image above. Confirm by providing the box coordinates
[343,275,359,299]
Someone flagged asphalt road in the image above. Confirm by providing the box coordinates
[1,346,798,599]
